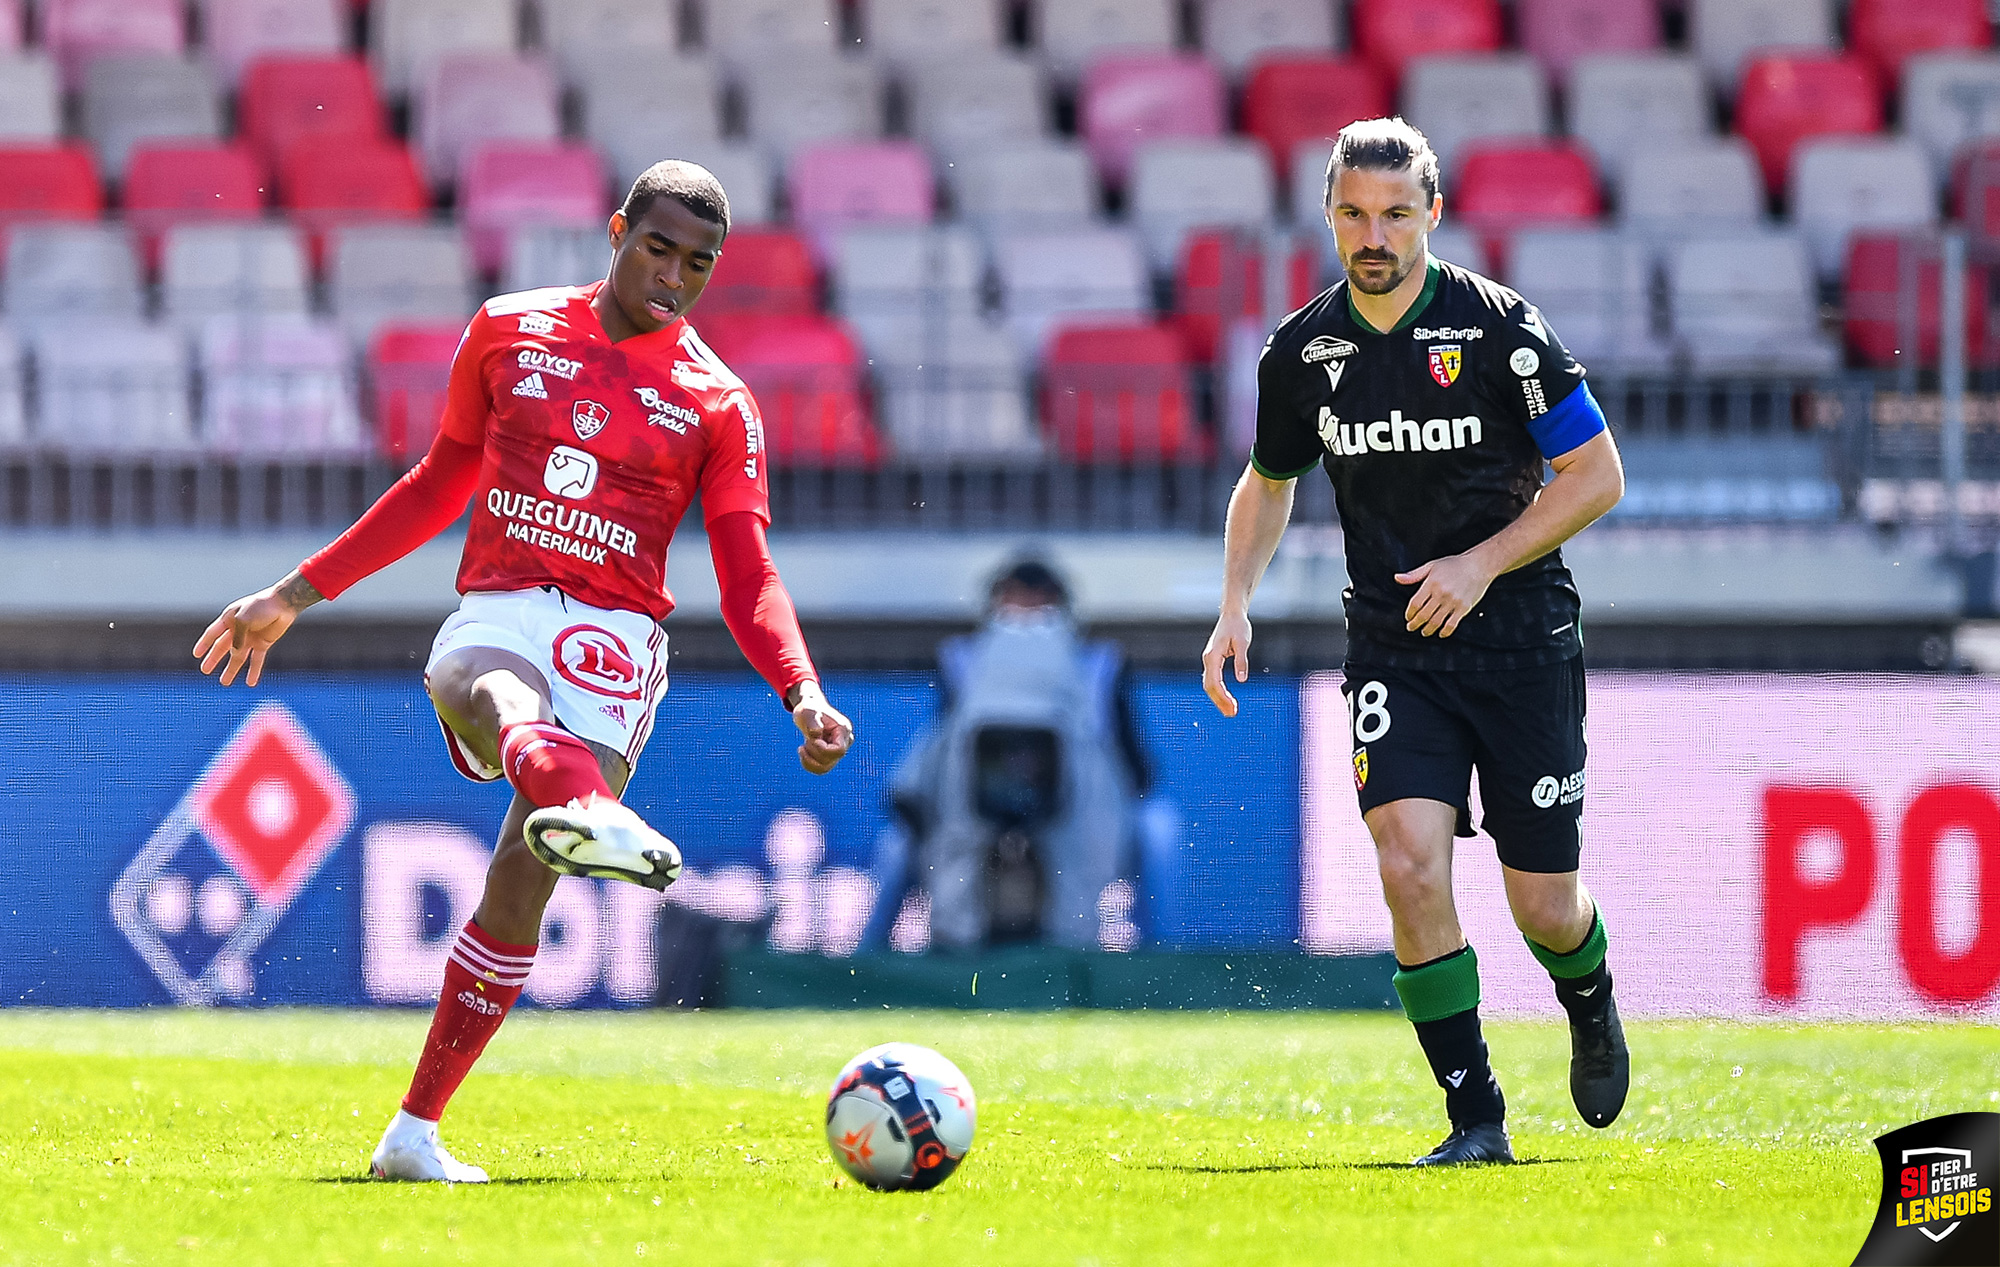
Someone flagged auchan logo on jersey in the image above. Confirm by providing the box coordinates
[1317,407,1483,456]
[486,487,639,565]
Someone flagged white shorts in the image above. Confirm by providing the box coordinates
[424,587,669,783]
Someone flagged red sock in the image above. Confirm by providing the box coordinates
[499,721,613,808]
[401,921,535,1122]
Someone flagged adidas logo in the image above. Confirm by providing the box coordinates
[1446,1069,1468,1088]
[513,372,549,400]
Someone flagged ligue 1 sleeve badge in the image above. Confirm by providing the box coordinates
[1852,1113,1999,1266]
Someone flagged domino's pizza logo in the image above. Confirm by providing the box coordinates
[109,703,355,1004]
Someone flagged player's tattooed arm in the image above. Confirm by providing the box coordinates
[193,568,323,687]
[274,569,325,611]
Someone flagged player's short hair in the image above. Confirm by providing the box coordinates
[989,558,1070,610]
[1323,116,1441,207]
[621,160,731,241]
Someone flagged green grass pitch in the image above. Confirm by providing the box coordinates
[1,1009,1991,1266]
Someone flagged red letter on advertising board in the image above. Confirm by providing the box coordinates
[1897,784,2000,1005]
[1762,786,1876,1000]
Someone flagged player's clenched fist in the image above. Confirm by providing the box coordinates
[1202,609,1253,717]
[790,683,854,774]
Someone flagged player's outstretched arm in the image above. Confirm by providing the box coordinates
[1203,464,1297,717]
[193,569,323,687]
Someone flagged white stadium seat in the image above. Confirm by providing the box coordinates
[161,223,311,330]
[1424,224,1489,276]
[1666,231,1840,373]
[1033,0,1175,79]
[738,54,883,163]
[504,224,608,294]
[659,140,775,225]
[29,318,193,453]
[905,55,1049,168]
[0,324,24,446]
[1290,139,1335,227]
[531,0,678,88]
[198,0,345,85]
[1402,53,1550,176]
[698,0,839,64]
[994,224,1150,351]
[371,0,520,96]
[79,54,224,177]
[862,0,1005,67]
[1509,227,1673,373]
[0,52,61,140]
[580,53,725,189]
[952,141,1100,238]
[1618,140,1764,234]
[1196,0,1339,77]
[1127,138,1276,269]
[1567,54,1710,190]
[413,53,560,190]
[1902,53,2000,191]
[1689,0,1835,90]
[329,223,476,341]
[1790,137,1937,281]
[873,315,1040,458]
[1,223,144,328]
[831,223,986,360]
[198,313,365,456]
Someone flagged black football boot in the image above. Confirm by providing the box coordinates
[1568,980,1630,1128]
[1411,1121,1515,1167]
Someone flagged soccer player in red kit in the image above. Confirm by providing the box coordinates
[193,161,854,1182]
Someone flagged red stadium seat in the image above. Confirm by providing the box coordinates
[42,0,184,87]
[697,229,817,316]
[1735,55,1884,196]
[1174,230,1318,364]
[1844,231,1996,368]
[1452,141,1601,270]
[280,136,429,271]
[240,56,387,171]
[1516,0,1661,78]
[1350,0,1500,79]
[458,142,609,276]
[123,143,265,269]
[1240,57,1391,178]
[690,313,884,466]
[1042,321,1203,462]
[1079,52,1226,187]
[1849,0,1990,82]
[0,143,104,253]
[787,141,934,261]
[368,321,463,462]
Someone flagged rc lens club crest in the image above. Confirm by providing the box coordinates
[1428,344,1461,388]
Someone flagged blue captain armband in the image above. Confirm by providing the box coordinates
[1527,380,1607,460]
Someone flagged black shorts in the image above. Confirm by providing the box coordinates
[1341,656,1586,873]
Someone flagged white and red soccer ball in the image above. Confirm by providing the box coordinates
[825,1043,976,1191]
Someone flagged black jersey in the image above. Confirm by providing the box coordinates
[1251,256,1606,670]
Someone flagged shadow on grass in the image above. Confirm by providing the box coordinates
[313,1175,580,1186]
[1142,1156,1575,1174]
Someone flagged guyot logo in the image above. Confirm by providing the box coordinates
[109,703,354,1004]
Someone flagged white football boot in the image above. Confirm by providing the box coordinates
[370,1110,489,1183]
[523,797,684,891]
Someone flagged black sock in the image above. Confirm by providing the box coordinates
[1552,962,1613,1024]
[1412,1006,1506,1129]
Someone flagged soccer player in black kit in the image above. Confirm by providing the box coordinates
[1202,117,1630,1166]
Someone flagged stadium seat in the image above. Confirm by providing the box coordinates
[1289,139,1338,226]
[870,314,1039,457]
[1618,140,1764,234]
[367,320,462,459]
[1850,0,1989,82]
[1508,227,1672,372]
[1567,54,1710,190]
[1173,229,1317,363]
[1127,139,1276,269]
[329,222,475,340]
[198,0,344,85]
[994,225,1150,352]
[280,137,428,269]
[830,223,985,359]
[951,141,1099,238]
[1042,321,1200,462]
[580,53,724,185]
[740,54,884,163]
[655,141,775,226]
[41,0,185,89]
[1791,137,1937,280]
[199,313,365,455]
[1402,54,1551,175]
[1735,55,1885,194]
[1902,53,2000,190]
[80,55,225,179]
[1690,0,1838,89]
[687,313,884,466]
[532,0,677,87]
[1195,0,1341,79]
[370,0,519,96]
[905,55,1049,168]
[0,0,17,53]
[1424,224,1489,274]
[863,0,1004,67]
[0,144,104,253]
[1452,142,1601,270]
[1845,230,1996,367]
[697,228,817,316]
[787,141,933,260]
[1516,0,1660,78]
[1078,53,1226,187]
[122,144,266,269]
[0,53,61,141]
[697,0,838,69]
[239,56,387,171]
[458,141,608,275]
[0,325,23,447]
[1035,0,1176,79]
[1350,0,1500,80]
[414,53,560,190]
[28,317,193,452]
[1665,231,1841,373]
[1240,56,1390,179]
[160,222,311,328]
[503,225,606,293]
[1,222,143,328]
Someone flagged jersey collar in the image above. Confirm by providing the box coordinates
[579,278,688,348]
[1346,255,1441,336]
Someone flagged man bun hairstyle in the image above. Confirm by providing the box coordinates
[1323,116,1441,207]
[622,159,731,240]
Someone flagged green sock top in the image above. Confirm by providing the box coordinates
[1392,944,1482,1024]
[1526,907,1608,979]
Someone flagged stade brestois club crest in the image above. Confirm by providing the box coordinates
[109,703,355,1004]
[1851,1113,1999,1266]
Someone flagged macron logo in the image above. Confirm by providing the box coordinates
[1446,1069,1468,1088]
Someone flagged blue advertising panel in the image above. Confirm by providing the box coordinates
[2,672,1302,1008]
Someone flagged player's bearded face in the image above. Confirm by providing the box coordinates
[1327,167,1437,296]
